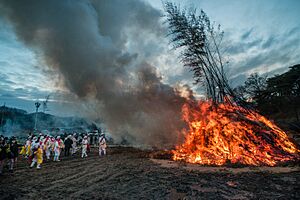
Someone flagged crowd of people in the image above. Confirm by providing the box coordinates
[0,132,107,175]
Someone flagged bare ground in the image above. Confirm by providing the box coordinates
[0,147,299,200]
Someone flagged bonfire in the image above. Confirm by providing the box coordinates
[172,100,299,166]
[164,2,300,166]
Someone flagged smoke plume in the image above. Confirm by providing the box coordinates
[0,0,193,148]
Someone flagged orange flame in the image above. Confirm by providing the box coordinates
[173,100,300,166]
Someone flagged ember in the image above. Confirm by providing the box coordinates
[172,100,300,166]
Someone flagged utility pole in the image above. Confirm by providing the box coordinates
[34,101,41,131]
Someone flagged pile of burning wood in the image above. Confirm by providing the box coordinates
[172,100,299,166]
[164,2,299,166]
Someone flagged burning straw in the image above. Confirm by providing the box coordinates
[164,2,300,166]
[173,100,299,166]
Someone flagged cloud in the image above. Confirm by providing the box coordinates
[0,73,15,85]
[226,37,263,54]
[261,36,276,49]
[240,28,253,40]
[0,93,15,98]
[225,26,300,86]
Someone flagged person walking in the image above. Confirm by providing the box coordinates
[71,133,78,155]
[30,144,43,169]
[81,136,88,158]
[64,135,73,157]
[8,136,19,172]
[98,133,107,157]
[53,136,62,161]
[25,136,32,158]
[0,136,7,175]
[44,136,51,160]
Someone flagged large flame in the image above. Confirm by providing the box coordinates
[173,100,300,166]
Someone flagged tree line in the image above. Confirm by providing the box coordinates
[234,64,300,122]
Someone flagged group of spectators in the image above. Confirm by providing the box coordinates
[0,132,107,175]
[0,135,19,174]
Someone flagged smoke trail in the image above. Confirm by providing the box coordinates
[0,0,193,147]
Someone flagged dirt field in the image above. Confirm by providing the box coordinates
[0,147,299,200]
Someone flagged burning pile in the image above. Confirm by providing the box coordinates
[172,100,300,166]
[164,2,299,166]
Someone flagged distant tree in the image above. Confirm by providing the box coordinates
[267,65,300,97]
[236,73,267,105]
[244,73,267,99]
[237,65,300,121]
[266,64,300,121]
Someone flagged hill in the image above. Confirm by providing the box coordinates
[0,106,97,137]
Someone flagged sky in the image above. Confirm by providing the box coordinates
[0,0,299,117]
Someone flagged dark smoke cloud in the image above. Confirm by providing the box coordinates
[0,0,192,148]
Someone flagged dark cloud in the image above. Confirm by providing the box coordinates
[231,46,294,77]
[226,37,263,54]
[287,26,300,36]
[0,60,10,66]
[227,27,300,84]
[0,0,191,148]
[0,93,15,98]
[261,36,276,49]
[240,28,253,40]
[0,73,15,85]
